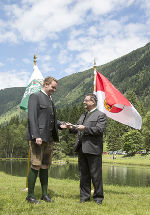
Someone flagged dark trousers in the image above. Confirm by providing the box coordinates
[78,148,104,201]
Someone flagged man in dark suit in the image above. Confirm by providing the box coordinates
[26,76,65,204]
[67,93,106,204]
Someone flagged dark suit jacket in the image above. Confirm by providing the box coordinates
[26,91,60,143]
[72,109,106,155]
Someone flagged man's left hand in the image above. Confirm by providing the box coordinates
[60,124,67,129]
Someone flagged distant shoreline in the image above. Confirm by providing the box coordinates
[1,154,150,167]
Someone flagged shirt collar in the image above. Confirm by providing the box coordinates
[41,89,52,99]
[89,107,97,113]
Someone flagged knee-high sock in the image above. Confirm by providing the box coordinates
[28,167,38,197]
[39,168,48,196]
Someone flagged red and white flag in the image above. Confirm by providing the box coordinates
[94,71,142,130]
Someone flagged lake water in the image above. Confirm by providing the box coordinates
[0,160,150,187]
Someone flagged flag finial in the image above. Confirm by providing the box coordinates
[93,58,96,70]
[34,54,37,66]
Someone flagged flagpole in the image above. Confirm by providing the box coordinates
[93,59,97,93]
[22,54,37,192]
[91,59,97,195]
[26,54,37,190]
[25,146,30,190]
[34,53,37,66]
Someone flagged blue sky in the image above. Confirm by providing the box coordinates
[0,0,150,89]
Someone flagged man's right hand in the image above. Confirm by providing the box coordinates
[36,138,42,145]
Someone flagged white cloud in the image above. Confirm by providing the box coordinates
[52,42,62,49]
[0,19,6,28]
[0,70,29,89]
[37,41,48,52]
[138,0,150,15]
[0,62,4,67]
[22,58,31,64]
[39,55,53,73]
[0,30,17,43]
[5,0,81,42]
[42,55,51,62]
[65,60,91,75]
[40,63,55,74]
[58,50,72,64]
[64,33,148,76]
[1,0,138,42]
[64,15,149,75]
[7,57,15,63]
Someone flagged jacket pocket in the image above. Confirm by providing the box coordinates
[40,104,48,109]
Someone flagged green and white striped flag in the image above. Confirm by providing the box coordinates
[20,64,43,112]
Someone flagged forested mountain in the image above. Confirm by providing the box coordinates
[0,42,150,123]
[0,87,25,115]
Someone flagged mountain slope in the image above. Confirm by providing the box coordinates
[0,87,25,115]
[52,69,93,108]
[53,42,150,108]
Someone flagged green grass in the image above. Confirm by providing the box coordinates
[102,154,150,166]
[0,172,150,215]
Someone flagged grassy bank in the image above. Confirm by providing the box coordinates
[0,172,150,215]
[103,154,150,166]
[68,154,150,166]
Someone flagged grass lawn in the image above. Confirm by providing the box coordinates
[0,171,150,215]
[102,154,150,166]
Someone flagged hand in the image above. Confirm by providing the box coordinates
[60,124,67,129]
[65,122,73,129]
[36,138,42,145]
[76,125,85,131]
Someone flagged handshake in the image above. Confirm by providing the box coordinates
[60,121,85,131]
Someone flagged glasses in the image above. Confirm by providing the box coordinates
[84,99,92,102]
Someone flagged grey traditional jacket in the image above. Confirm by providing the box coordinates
[26,91,61,143]
[72,109,106,155]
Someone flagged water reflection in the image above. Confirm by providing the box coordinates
[103,164,150,187]
[0,160,150,187]
[49,163,79,180]
[0,160,27,177]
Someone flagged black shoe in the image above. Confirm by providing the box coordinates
[26,196,40,204]
[94,200,102,204]
[41,195,53,202]
[79,199,90,203]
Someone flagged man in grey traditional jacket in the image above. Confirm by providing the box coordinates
[26,76,65,204]
[67,93,106,204]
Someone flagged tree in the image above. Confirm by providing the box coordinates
[121,130,143,156]
[59,130,76,156]
[0,118,28,158]
[106,118,129,152]
[13,124,28,157]
[68,105,79,124]
[125,90,146,117]
[142,109,150,152]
